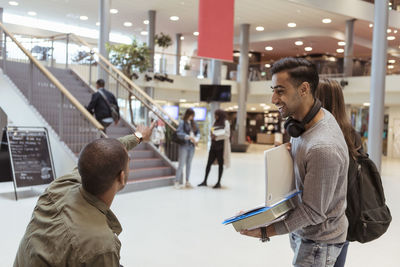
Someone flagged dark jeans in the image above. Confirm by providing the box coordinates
[334,241,349,267]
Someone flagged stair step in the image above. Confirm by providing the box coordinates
[129,166,173,180]
[119,175,175,193]
[130,149,154,159]
[131,158,164,168]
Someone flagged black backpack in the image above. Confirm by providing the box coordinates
[346,151,392,243]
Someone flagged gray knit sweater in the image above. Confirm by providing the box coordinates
[274,108,349,244]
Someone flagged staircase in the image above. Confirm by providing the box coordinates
[4,60,175,192]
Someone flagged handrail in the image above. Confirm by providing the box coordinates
[69,34,179,129]
[0,22,104,131]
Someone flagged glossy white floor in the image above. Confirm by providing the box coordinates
[0,144,398,267]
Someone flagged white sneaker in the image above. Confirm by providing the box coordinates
[185,182,193,189]
[174,181,182,189]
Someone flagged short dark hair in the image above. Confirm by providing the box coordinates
[78,138,128,196]
[270,57,319,96]
[96,79,105,87]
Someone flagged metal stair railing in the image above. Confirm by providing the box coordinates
[0,23,106,154]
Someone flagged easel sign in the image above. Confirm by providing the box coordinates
[6,127,55,200]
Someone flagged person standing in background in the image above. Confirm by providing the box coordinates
[175,108,200,189]
[198,109,231,188]
[315,79,362,267]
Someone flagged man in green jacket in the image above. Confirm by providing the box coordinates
[14,124,154,267]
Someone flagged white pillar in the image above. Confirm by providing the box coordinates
[147,10,156,72]
[175,33,182,75]
[98,0,110,82]
[344,19,355,77]
[368,0,389,171]
[237,24,250,145]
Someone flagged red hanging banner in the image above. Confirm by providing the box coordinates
[198,0,234,62]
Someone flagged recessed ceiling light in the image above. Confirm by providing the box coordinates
[141,31,148,36]
[387,36,396,40]
[322,18,332,24]
[193,31,199,36]
[143,20,149,25]
[336,48,344,53]
[363,102,370,106]
[265,46,273,51]
[295,41,303,46]
[110,9,118,14]
[387,29,392,33]
[179,99,187,102]
[338,41,346,46]
[389,59,396,64]
[388,65,394,69]
[304,47,312,51]
[170,16,179,21]
[27,11,37,16]
[79,16,88,21]
[180,36,184,40]
[256,26,264,31]
[389,2,392,5]
[369,23,373,28]
[264,105,271,110]
[96,22,100,26]
[251,107,256,111]
[265,63,271,68]
[287,22,296,28]
[123,22,132,27]
[234,105,238,109]
[8,1,18,6]
[395,30,398,33]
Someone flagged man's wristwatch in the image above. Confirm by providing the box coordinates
[134,132,143,143]
[260,227,270,242]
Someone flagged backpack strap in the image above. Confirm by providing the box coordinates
[98,89,113,112]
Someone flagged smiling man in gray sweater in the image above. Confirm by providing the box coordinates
[241,57,349,267]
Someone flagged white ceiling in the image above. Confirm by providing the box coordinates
[0,0,398,62]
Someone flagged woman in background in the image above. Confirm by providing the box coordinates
[198,109,231,188]
[175,108,200,189]
[315,79,362,267]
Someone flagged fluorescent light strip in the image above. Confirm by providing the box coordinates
[3,13,132,44]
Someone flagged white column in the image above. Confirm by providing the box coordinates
[175,33,182,75]
[344,19,355,77]
[237,24,250,145]
[98,0,110,83]
[368,0,389,171]
[147,10,156,72]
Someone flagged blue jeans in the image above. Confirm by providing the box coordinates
[175,144,195,184]
[290,233,344,267]
[333,241,349,267]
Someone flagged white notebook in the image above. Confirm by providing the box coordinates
[264,144,296,206]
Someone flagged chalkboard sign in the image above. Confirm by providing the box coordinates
[7,127,55,188]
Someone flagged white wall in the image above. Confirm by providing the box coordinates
[0,71,76,178]
[388,106,400,158]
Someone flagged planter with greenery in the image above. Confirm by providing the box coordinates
[155,32,172,73]
[107,39,150,125]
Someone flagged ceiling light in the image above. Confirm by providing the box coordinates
[265,63,271,68]
[256,26,264,31]
[322,18,332,24]
[389,59,396,64]
[8,1,18,6]
[251,107,256,111]
[96,22,100,26]
[179,99,187,102]
[387,29,392,33]
[336,48,344,53]
[264,105,271,110]
[140,31,148,36]
[369,23,373,28]
[234,105,238,109]
[265,46,273,51]
[79,16,88,21]
[363,102,370,106]
[388,65,394,69]
[123,22,132,27]
[193,31,199,36]
[295,41,303,46]
[287,22,296,28]
[260,103,266,106]
[338,41,346,46]
[180,36,184,40]
[304,47,312,52]
[27,11,37,16]
[110,9,118,14]
[387,36,396,40]
[170,16,179,21]
[395,30,398,33]
[143,20,149,25]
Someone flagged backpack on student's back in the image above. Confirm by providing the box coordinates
[346,151,392,243]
